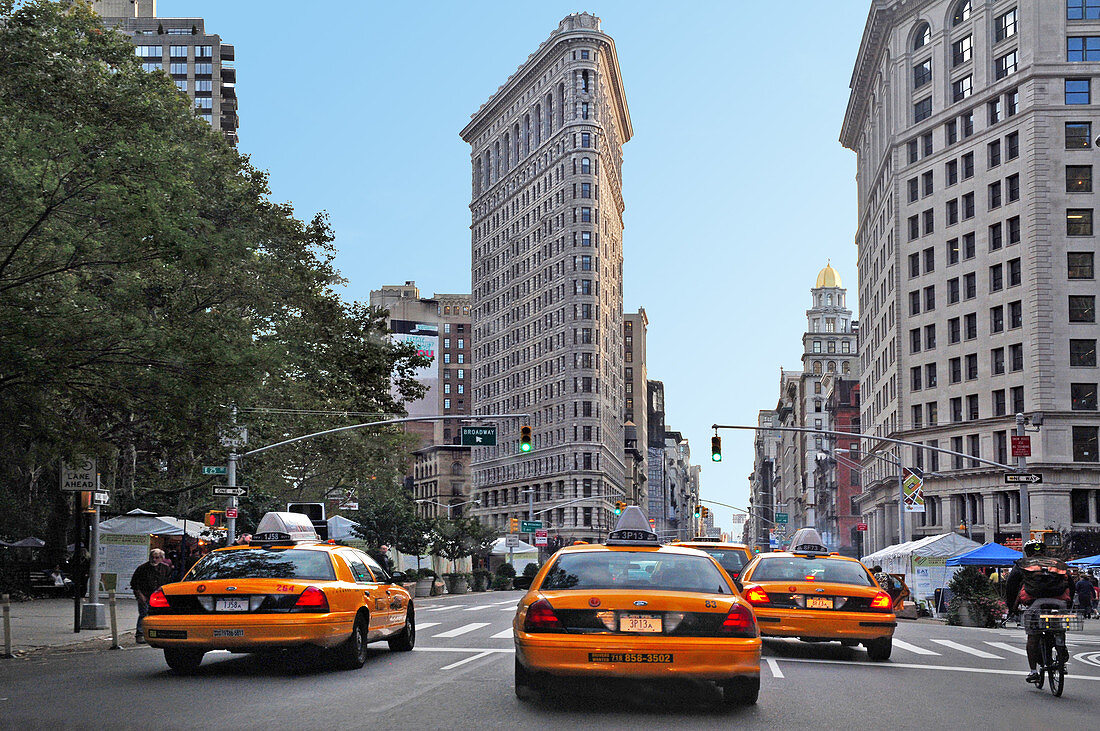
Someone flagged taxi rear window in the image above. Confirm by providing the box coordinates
[187,549,336,581]
[698,549,748,575]
[749,557,873,586]
[540,551,731,593]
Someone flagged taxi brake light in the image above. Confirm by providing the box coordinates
[743,586,770,606]
[720,603,757,637]
[523,598,565,632]
[869,591,892,611]
[148,588,170,609]
[293,586,330,611]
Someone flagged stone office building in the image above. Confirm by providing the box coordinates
[461,13,633,543]
[842,0,1100,553]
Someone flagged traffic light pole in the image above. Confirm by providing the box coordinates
[1016,412,1030,545]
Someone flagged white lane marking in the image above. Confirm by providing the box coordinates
[464,604,497,611]
[985,641,1028,657]
[427,606,460,613]
[931,639,1002,659]
[432,622,491,638]
[440,650,495,671]
[501,607,517,612]
[491,628,513,639]
[493,599,519,605]
[892,639,941,656]
[413,646,515,653]
[415,622,440,631]
[775,656,1100,681]
[766,658,784,679]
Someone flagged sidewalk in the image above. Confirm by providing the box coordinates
[2,596,139,655]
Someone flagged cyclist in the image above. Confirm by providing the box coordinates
[1005,539,1074,684]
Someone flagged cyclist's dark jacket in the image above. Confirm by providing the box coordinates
[1005,556,1073,612]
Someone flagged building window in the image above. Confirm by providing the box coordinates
[1008,257,1022,286]
[914,23,931,49]
[1012,386,1025,413]
[141,62,162,72]
[990,222,1003,250]
[923,209,935,234]
[991,263,1004,292]
[1069,36,1100,61]
[991,306,1005,333]
[989,181,1002,209]
[914,59,932,89]
[993,389,1007,416]
[947,159,959,186]
[952,0,971,25]
[995,50,1018,80]
[947,238,960,264]
[949,318,961,344]
[992,346,1006,375]
[910,291,921,316]
[1070,295,1097,322]
[135,45,162,57]
[1008,216,1021,245]
[174,79,187,92]
[1009,343,1024,371]
[953,35,973,66]
[1007,174,1020,202]
[911,329,922,354]
[949,277,961,303]
[952,76,973,103]
[1068,209,1094,235]
[1007,131,1019,159]
[1067,122,1092,149]
[1068,165,1093,193]
[1073,426,1099,462]
[169,45,188,57]
[1069,251,1095,278]
[1007,88,1019,116]
[995,8,1018,42]
[962,111,974,137]
[964,272,976,299]
[1069,0,1100,20]
[908,139,919,164]
[1071,338,1098,366]
[926,360,938,385]
[914,97,933,123]
[947,120,959,145]
[196,45,212,58]
[963,192,975,218]
[909,215,920,241]
[966,353,979,380]
[1066,79,1091,104]
[195,63,212,75]
[964,232,976,259]
[962,152,974,178]
[925,285,936,311]
[1072,383,1098,410]
[947,199,959,225]
[988,139,1002,168]
[950,357,962,383]
[1009,300,1023,329]
[951,398,963,423]
[965,312,977,338]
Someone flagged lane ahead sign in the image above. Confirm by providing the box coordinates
[1005,473,1042,484]
[60,458,96,492]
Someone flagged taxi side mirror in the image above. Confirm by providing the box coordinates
[733,577,743,593]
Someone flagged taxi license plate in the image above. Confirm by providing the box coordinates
[806,596,834,610]
[213,629,244,638]
[619,614,662,633]
[215,598,248,612]
[589,653,672,663]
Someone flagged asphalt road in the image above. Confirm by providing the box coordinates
[3,590,1099,730]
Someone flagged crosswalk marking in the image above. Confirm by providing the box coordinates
[464,604,497,611]
[415,622,440,631]
[985,641,1028,657]
[427,606,459,613]
[440,650,495,671]
[501,607,516,612]
[432,622,491,638]
[491,628,513,639]
[892,639,941,656]
[931,639,1002,659]
[493,599,519,605]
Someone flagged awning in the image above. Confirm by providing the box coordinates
[946,542,1022,566]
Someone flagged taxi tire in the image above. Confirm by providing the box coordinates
[335,613,369,670]
[865,637,892,662]
[514,657,543,699]
[721,675,760,706]
[388,603,415,652]
[164,648,204,675]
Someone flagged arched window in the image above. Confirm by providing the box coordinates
[581,157,591,174]
[582,70,590,93]
[558,83,565,126]
[826,293,833,305]
[534,104,542,145]
[503,132,510,169]
[913,22,931,50]
[483,151,491,189]
[523,115,531,156]
[444,306,450,314]
[827,361,837,372]
[546,93,553,135]
[843,362,851,375]
[813,361,823,375]
[451,462,463,476]
[513,123,520,162]
[952,0,970,26]
[474,157,482,195]
[494,141,501,179]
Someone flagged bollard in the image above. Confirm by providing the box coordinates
[108,590,120,650]
[2,593,12,658]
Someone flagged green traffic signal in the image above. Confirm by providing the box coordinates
[520,425,533,452]
[711,435,722,462]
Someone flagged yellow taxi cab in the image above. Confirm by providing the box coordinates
[513,507,762,706]
[737,528,896,661]
[671,538,754,581]
[143,512,415,674]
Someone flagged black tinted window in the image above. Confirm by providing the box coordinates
[187,549,335,581]
[341,552,372,583]
[749,557,873,586]
[699,549,748,575]
[540,552,730,593]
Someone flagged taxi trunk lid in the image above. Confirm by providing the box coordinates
[155,579,328,615]
[536,590,741,636]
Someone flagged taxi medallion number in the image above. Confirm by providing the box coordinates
[806,596,834,610]
[619,614,662,633]
[216,598,249,612]
[213,629,244,638]
[589,652,673,663]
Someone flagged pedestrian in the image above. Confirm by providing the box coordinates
[871,565,891,590]
[131,548,172,644]
[1076,572,1096,619]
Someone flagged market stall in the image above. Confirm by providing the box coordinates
[861,533,982,606]
[96,509,206,591]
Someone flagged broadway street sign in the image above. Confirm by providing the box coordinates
[461,426,497,446]
[1005,473,1042,484]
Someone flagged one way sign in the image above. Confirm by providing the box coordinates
[1005,473,1042,484]
[461,426,497,446]
[212,486,249,497]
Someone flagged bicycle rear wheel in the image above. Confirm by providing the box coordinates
[1048,633,1066,697]
[1033,634,1049,689]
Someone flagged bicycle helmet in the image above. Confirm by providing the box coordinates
[1022,539,1044,557]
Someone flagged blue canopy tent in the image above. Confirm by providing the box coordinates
[946,542,1022,567]
[1068,554,1100,567]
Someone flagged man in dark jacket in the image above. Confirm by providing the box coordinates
[1076,573,1096,619]
[1005,540,1074,683]
[131,549,171,644]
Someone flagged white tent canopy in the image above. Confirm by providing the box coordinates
[489,536,537,555]
[327,515,361,541]
[98,509,205,538]
[862,533,982,603]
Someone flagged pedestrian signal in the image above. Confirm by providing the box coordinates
[520,425,533,452]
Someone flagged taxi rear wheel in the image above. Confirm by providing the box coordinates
[721,675,760,706]
[334,613,369,670]
[388,603,415,652]
[865,637,892,662]
[514,657,543,698]
[164,648,204,675]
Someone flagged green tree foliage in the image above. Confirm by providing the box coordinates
[0,1,426,547]
[432,517,499,564]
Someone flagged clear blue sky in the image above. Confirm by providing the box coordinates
[159,0,872,534]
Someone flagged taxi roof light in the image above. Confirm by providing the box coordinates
[743,586,770,606]
[869,591,893,611]
[148,588,169,609]
[293,586,330,612]
[253,512,320,544]
[788,527,829,555]
[606,505,660,546]
[524,599,565,633]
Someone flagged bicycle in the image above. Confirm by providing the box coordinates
[1021,609,1082,697]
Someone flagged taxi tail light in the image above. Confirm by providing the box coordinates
[720,603,757,637]
[523,599,565,632]
[869,591,892,611]
[148,589,170,609]
[743,586,770,606]
[293,586,329,612]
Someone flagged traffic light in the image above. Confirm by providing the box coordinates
[701,506,710,519]
[204,510,225,529]
[520,425,533,452]
[693,506,701,519]
[510,517,519,533]
[613,501,626,516]
[711,435,722,462]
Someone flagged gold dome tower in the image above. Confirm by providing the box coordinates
[815,261,842,289]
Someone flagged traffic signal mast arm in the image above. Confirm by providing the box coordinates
[698,498,783,528]
[710,423,1020,472]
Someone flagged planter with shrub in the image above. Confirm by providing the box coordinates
[472,569,492,592]
[945,566,1007,627]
